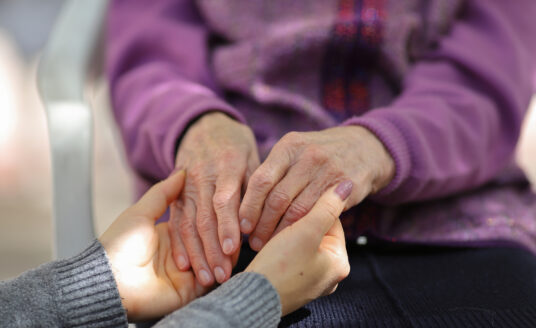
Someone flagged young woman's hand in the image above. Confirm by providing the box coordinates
[169,112,260,286]
[99,171,207,322]
[246,180,353,315]
[239,126,394,251]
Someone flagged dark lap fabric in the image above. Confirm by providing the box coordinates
[235,243,536,328]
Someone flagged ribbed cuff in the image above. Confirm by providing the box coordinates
[209,272,281,328]
[52,241,127,327]
[154,272,281,328]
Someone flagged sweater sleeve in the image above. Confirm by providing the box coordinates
[0,241,128,327]
[345,0,536,204]
[106,0,246,181]
[154,272,281,328]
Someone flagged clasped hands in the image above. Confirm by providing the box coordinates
[100,169,352,321]
[169,112,395,285]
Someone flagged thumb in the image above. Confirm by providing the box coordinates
[129,170,186,221]
[293,180,352,247]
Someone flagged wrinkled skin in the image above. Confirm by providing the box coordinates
[169,112,260,285]
[239,126,395,251]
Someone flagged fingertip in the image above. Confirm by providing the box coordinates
[240,218,253,234]
[176,254,190,271]
[197,269,214,286]
[214,266,226,284]
[222,238,235,255]
[249,236,263,251]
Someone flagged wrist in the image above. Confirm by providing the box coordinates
[175,111,237,165]
[55,241,128,326]
[344,125,395,194]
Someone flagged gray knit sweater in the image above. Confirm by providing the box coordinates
[0,241,281,327]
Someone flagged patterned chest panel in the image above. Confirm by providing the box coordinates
[322,0,386,120]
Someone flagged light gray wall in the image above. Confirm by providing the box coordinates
[0,0,64,56]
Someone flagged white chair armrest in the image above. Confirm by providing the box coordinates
[37,0,108,259]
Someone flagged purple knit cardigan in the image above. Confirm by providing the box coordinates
[106,0,536,252]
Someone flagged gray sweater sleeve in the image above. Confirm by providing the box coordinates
[1,241,281,328]
[154,272,282,328]
[0,241,128,327]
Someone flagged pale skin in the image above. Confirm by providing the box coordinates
[169,112,260,285]
[170,112,394,285]
[100,170,351,321]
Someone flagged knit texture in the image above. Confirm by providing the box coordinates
[107,0,536,255]
[0,241,128,327]
[276,245,536,327]
[154,272,281,328]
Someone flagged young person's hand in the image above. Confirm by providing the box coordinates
[170,112,260,286]
[100,170,207,322]
[239,126,394,251]
[246,180,353,315]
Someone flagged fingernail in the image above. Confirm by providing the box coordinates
[177,255,188,269]
[214,266,225,283]
[240,218,252,232]
[199,269,212,285]
[335,180,353,200]
[250,237,263,251]
[223,238,234,254]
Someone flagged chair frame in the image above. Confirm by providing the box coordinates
[37,0,108,259]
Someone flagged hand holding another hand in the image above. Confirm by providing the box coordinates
[100,170,206,322]
[246,180,353,315]
[239,126,394,251]
[99,171,352,322]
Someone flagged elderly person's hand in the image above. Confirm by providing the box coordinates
[100,170,209,322]
[239,126,394,251]
[169,112,260,286]
[246,180,352,315]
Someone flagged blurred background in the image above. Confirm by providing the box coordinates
[0,0,132,279]
[0,0,535,280]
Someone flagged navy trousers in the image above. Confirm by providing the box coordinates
[235,242,536,328]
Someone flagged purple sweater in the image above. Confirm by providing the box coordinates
[107,0,536,251]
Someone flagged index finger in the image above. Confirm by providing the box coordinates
[238,143,292,233]
[129,169,186,220]
[293,180,353,246]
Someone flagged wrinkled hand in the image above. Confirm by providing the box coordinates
[170,112,260,286]
[239,126,394,251]
[99,171,207,322]
[246,180,352,315]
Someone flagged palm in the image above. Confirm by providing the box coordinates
[101,216,206,321]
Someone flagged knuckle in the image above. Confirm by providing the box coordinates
[327,284,338,295]
[337,261,351,282]
[304,145,327,163]
[285,201,310,221]
[212,191,234,211]
[250,171,274,192]
[323,202,340,221]
[325,161,341,175]
[281,131,302,145]
[266,190,291,211]
[178,218,196,235]
[196,215,214,235]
